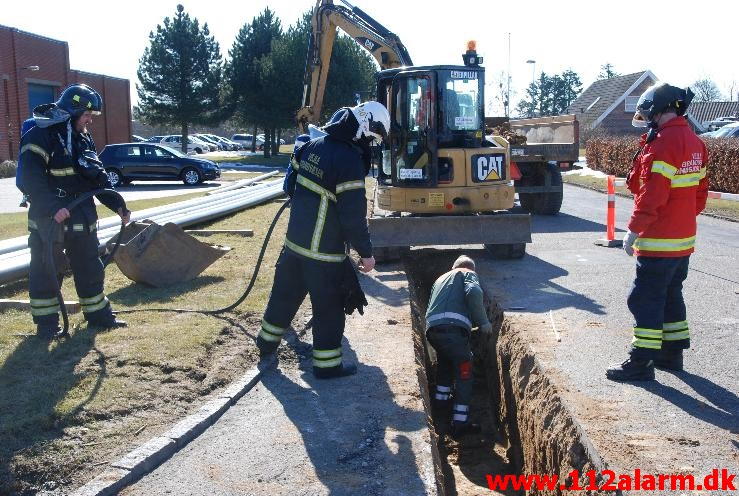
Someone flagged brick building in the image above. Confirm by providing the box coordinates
[0,24,131,161]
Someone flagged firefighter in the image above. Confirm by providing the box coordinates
[20,84,130,340]
[426,255,492,438]
[607,83,708,381]
[257,101,390,379]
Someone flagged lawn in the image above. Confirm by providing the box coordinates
[0,197,289,493]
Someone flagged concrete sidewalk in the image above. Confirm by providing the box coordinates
[122,263,435,496]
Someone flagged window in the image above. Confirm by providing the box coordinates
[625,96,640,112]
[27,84,55,116]
[144,146,171,158]
[118,146,141,157]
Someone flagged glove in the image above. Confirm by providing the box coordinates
[623,231,638,257]
[340,258,369,315]
[478,322,493,336]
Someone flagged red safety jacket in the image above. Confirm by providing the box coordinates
[626,116,708,257]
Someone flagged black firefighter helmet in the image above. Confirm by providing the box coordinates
[632,82,694,128]
[56,84,103,118]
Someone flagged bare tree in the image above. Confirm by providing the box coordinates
[726,80,737,102]
[691,78,723,102]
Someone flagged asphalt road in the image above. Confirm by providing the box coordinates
[477,184,738,483]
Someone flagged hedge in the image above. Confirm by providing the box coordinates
[585,137,739,194]
[0,160,17,179]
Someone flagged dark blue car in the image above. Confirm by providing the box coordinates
[99,143,220,186]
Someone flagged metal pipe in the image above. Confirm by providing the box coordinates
[0,180,285,284]
[206,171,279,195]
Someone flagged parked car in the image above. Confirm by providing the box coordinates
[257,133,286,145]
[207,134,240,151]
[100,143,220,186]
[159,135,215,154]
[194,133,226,151]
[705,116,739,132]
[231,133,264,150]
[131,135,145,142]
[146,135,165,143]
[707,122,739,138]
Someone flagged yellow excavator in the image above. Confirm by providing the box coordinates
[298,0,531,259]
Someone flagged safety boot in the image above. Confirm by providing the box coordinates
[313,362,357,379]
[256,336,280,357]
[450,421,481,439]
[36,325,63,341]
[655,349,683,371]
[606,357,655,381]
[89,319,127,330]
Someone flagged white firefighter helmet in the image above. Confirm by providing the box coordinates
[350,101,390,145]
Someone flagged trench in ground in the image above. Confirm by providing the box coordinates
[402,249,613,495]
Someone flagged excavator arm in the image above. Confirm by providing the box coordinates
[297,0,412,132]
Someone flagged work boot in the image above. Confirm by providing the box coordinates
[655,349,683,371]
[256,336,280,357]
[606,357,655,381]
[88,318,128,330]
[313,362,357,379]
[36,325,62,341]
[450,421,481,439]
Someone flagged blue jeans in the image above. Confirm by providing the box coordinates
[627,256,691,359]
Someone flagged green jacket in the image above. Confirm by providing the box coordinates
[425,269,489,331]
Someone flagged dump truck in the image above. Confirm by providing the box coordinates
[298,0,531,259]
[486,114,580,215]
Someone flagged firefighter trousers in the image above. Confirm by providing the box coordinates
[426,324,473,422]
[28,225,114,329]
[260,249,346,370]
[628,256,691,359]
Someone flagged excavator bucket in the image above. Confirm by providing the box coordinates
[368,213,531,257]
[107,220,230,287]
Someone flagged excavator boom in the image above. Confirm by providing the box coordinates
[297,0,412,132]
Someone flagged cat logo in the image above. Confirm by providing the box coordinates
[471,154,505,182]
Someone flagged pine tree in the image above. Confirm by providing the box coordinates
[137,4,222,153]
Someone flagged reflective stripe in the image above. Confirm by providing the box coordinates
[30,297,59,307]
[261,319,287,336]
[663,321,688,331]
[296,175,336,202]
[427,312,472,328]
[650,160,677,180]
[311,195,329,251]
[336,180,365,194]
[313,356,343,368]
[80,295,108,313]
[313,348,341,359]
[663,330,690,341]
[31,304,61,316]
[313,348,342,368]
[453,404,470,412]
[79,292,105,305]
[49,167,76,177]
[634,236,695,252]
[21,143,50,163]
[633,327,663,339]
[436,385,451,393]
[671,169,706,188]
[632,337,662,349]
[291,157,300,170]
[435,393,449,400]
[259,328,282,342]
[452,414,468,422]
[28,219,39,230]
[284,239,346,263]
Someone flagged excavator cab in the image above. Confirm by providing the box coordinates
[373,57,515,217]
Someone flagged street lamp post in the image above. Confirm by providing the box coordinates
[526,59,536,87]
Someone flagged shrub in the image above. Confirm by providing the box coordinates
[585,136,739,194]
[0,160,17,179]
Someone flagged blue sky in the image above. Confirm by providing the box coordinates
[4,0,737,114]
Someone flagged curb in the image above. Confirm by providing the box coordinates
[72,358,276,496]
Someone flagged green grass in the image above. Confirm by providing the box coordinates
[562,174,739,221]
[0,198,288,493]
[0,192,207,241]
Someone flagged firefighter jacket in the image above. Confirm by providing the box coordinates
[19,104,123,233]
[284,109,372,262]
[425,268,490,332]
[626,116,708,257]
